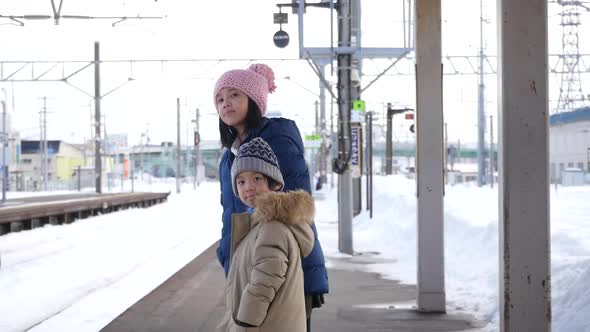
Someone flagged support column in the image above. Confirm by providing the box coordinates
[415,0,445,312]
[10,221,24,232]
[497,0,550,330]
[336,0,354,255]
[31,218,42,228]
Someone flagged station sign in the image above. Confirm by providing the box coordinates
[273,30,290,48]
[350,125,362,177]
[351,99,366,123]
[304,134,321,149]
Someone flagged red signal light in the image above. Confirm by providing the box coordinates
[405,113,414,120]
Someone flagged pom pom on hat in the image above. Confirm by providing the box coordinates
[214,63,277,115]
[248,64,277,93]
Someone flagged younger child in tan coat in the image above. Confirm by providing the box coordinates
[215,137,315,332]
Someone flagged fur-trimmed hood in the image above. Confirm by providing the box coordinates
[252,190,315,257]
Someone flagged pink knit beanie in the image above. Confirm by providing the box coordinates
[214,63,277,115]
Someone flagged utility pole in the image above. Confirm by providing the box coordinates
[1,98,6,202]
[103,114,109,192]
[318,62,328,185]
[385,104,393,175]
[477,0,487,186]
[385,104,412,175]
[366,111,373,219]
[40,96,48,191]
[314,100,320,189]
[489,115,494,188]
[176,98,181,194]
[335,0,354,255]
[94,41,102,194]
[444,122,448,176]
[43,99,48,191]
[350,0,362,217]
[193,107,200,189]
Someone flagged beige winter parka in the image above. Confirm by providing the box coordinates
[215,190,315,332]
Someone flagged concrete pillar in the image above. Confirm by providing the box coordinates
[497,0,550,330]
[415,0,445,312]
[63,214,72,224]
[0,224,10,235]
[31,218,42,228]
[10,221,24,232]
[49,216,59,225]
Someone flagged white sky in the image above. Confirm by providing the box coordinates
[1,175,589,331]
[1,0,589,146]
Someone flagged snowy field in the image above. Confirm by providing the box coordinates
[1,175,589,331]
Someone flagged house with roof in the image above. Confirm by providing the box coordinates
[17,140,121,191]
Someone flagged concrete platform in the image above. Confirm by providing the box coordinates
[102,242,485,332]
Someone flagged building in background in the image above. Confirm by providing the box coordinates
[16,140,115,191]
[550,106,590,185]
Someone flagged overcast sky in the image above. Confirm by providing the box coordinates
[0,0,588,146]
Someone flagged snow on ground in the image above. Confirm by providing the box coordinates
[1,175,590,331]
[0,181,221,332]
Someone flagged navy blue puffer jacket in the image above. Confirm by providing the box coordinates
[216,117,329,295]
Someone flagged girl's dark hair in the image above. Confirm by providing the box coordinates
[265,176,282,192]
[219,98,263,148]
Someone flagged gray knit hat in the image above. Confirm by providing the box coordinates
[231,137,285,196]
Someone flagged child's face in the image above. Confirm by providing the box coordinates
[215,88,249,132]
[236,171,271,208]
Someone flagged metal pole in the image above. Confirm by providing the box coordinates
[1,99,6,202]
[336,0,354,255]
[131,152,135,193]
[367,111,373,218]
[94,41,102,194]
[103,114,109,192]
[490,115,494,188]
[198,108,200,189]
[330,80,335,189]
[477,0,487,186]
[77,165,81,192]
[385,104,393,175]
[140,133,144,180]
[176,98,181,194]
[351,0,362,217]
[319,62,328,184]
[39,102,43,191]
[366,112,370,211]
[197,107,201,186]
[314,100,320,189]
[42,97,48,191]
[444,122,448,178]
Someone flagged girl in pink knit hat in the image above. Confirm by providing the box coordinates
[214,63,329,332]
